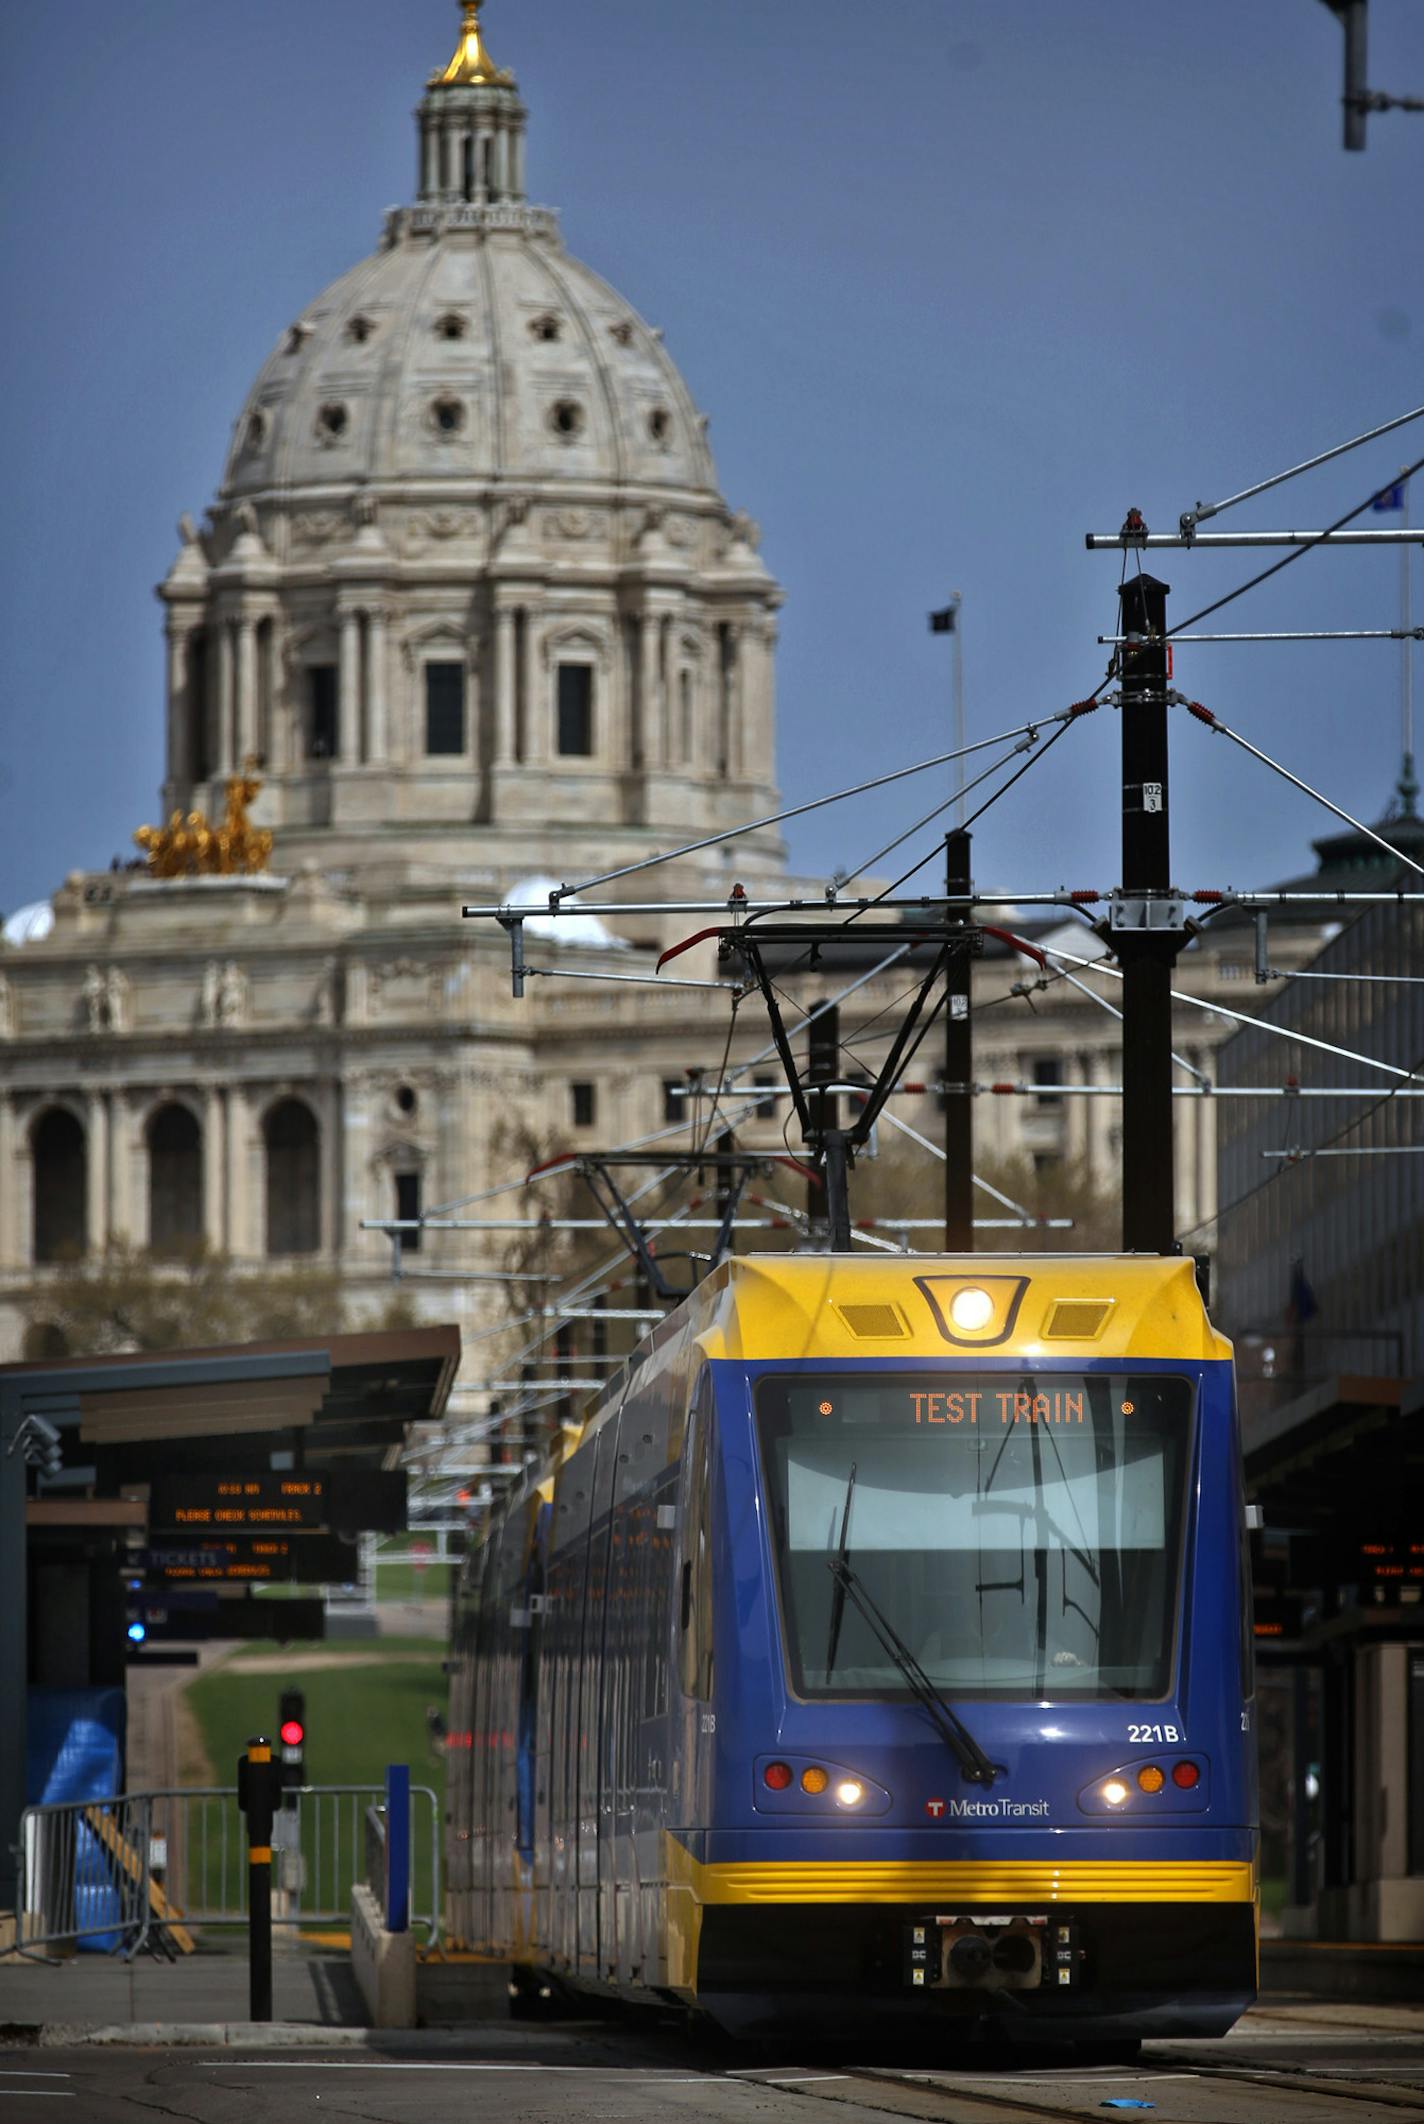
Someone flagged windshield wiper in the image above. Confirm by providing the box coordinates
[826,1550,1000,1788]
[824,1462,857,1675]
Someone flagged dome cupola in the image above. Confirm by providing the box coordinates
[416,0,527,210]
[157,1,786,896]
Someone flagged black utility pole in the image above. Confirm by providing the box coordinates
[806,1006,840,1237]
[943,830,974,1250]
[237,1734,277,2021]
[1116,571,1181,1255]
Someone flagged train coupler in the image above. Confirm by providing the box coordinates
[903,1914,1082,1992]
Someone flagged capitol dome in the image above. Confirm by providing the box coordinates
[221,180,718,503]
[156,0,785,894]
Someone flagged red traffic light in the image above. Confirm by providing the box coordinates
[279,1718,305,1748]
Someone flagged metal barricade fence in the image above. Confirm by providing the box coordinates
[15,1784,441,1958]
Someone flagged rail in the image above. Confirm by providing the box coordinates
[15,1781,440,1958]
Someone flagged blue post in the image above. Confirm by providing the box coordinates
[384,1763,410,1933]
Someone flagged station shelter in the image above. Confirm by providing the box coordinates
[0,1326,459,1920]
[1245,1372,1423,1942]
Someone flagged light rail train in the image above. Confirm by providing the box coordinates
[446,1253,1258,2042]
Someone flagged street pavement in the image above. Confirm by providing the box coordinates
[1,2007,1421,2124]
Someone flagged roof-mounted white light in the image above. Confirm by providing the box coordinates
[949,1287,995,1332]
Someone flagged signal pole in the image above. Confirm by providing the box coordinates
[806,1006,840,1241]
[1116,570,1181,1255]
[943,829,974,1250]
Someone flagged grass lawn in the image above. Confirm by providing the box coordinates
[186,1639,449,1791]
[179,1640,449,1930]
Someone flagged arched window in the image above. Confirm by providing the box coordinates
[32,1107,86,1263]
[264,1098,320,1256]
[147,1103,203,1256]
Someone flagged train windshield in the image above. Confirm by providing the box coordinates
[754,1373,1193,1701]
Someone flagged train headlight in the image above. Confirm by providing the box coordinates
[835,1779,864,1807]
[949,1286,995,1332]
[1101,1778,1130,1807]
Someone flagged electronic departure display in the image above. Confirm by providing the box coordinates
[137,1534,359,1584]
[148,1468,406,1534]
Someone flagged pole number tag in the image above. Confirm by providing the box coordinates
[1143,781,1163,814]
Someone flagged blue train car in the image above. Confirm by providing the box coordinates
[445,1253,1258,2043]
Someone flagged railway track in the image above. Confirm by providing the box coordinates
[708,2032,1424,2124]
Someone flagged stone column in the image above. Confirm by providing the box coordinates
[1196,1053,1217,1235]
[203,1086,225,1253]
[235,616,258,765]
[264,617,282,770]
[1066,1053,1090,1167]
[165,624,192,789]
[339,609,361,764]
[85,1092,109,1254]
[526,624,549,767]
[639,613,663,771]
[473,124,490,198]
[494,606,517,765]
[492,122,510,199]
[0,1095,15,1268]
[742,618,777,788]
[511,128,526,199]
[107,1092,132,1249]
[366,608,389,763]
[444,120,463,200]
[422,115,440,199]
[225,1086,246,1257]
[128,1098,150,1253]
[1083,1049,1109,1190]
[12,1115,34,1270]
[216,621,235,773]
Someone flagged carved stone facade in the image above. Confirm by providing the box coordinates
[0,5,1299,1370]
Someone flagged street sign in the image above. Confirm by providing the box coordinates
[136,1534,360,1585]
[148,1468,406,1535]
[126,1596,327,1642]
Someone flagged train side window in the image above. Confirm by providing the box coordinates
[678,1379,715,1702]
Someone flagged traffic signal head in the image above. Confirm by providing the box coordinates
[278,1688,306,1785]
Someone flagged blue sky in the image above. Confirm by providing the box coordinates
[2,0,1421,918]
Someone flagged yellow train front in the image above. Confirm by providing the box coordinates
[446,1254,1259,2044]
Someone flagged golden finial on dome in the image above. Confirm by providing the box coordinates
[432,0,515,89]
[135,760,274,878]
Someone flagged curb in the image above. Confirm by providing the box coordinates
[3,2022,504,2052]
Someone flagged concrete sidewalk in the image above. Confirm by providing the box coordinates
[0,1938,365,2040]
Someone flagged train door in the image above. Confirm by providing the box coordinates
[465,1527,499,1951]
[609,1413,646,1984]
[513,1499,549,1959]
[676,1372,717,1824]
[548,1445,594,1977]
[578,1419,620,1976]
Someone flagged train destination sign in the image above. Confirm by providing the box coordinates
[148,1468,406,1534]
[137,1533,360,1584]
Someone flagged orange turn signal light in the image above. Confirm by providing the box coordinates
[800,1766,829,1795]
[1136,1765,1165,1794]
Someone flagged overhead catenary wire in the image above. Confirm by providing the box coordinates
[1180,404,1424,532]
[1038,939,1424,1086]
[542,703,1103,904]
[1181,697,1424,878]
[1166,450,1424,637]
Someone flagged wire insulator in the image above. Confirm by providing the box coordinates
[1069,889,1100,902]
[1185,701,1218,727]
[1192,890,1226,903]
[1067,699,1100,719]
[991,1082,1016,1095]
